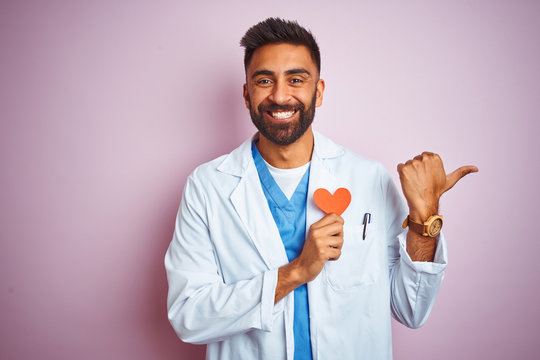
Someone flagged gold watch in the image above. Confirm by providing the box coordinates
[402,215,443,237]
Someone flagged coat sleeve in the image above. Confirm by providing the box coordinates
[380,166,448,329]
[165,175,279,344]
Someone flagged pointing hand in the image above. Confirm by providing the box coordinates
[397,152,478,222]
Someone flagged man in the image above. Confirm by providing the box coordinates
[165,18,477,359]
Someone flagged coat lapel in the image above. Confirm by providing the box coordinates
[306,131,345,229]
[306,154,338,230]
[221,136,288,270]
[230,165,288,269]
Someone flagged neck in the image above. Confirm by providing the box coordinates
[256,127,314,169]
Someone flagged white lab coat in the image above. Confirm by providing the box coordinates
[165,131,447,360]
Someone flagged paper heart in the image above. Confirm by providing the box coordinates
[313,188,351,215]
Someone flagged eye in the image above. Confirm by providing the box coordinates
[257,79,272,85]
[290,78,303,84]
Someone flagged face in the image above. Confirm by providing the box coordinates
[243,43,325,145]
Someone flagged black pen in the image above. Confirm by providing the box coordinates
[363,213,371,240]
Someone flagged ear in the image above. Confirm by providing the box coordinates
[315,78,325,107]
[243,84,250,109]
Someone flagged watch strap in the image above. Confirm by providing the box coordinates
[404,216,427,236]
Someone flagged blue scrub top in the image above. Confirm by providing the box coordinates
[252,142,312,360]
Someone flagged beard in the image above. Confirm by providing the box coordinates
[248,90,317,146]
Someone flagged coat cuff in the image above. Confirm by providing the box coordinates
[260,268,279,332]
[398,230,448,275]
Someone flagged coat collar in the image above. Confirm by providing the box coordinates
[216,130,345,177]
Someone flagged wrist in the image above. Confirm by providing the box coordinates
[409,203,439,223]
[281,260,306,287]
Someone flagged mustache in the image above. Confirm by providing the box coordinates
[258,102,304,113]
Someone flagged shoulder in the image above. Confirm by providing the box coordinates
[189,154,229,184]
[314,131,386,179]
[185,136,253,193]
[343,147,384,172]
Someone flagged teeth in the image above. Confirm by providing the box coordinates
[271,111,295,119]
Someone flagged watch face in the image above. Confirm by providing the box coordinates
[428,218,443,236]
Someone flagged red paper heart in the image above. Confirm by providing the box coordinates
[313,188,351,215]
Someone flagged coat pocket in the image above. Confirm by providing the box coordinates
[324,224,382,290]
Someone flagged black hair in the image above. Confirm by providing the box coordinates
[240,17,321,74]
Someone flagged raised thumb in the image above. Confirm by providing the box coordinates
[444,165,479,192]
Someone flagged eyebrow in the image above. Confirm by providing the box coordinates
[251,69,274,79]
[251,68,312,79]
[285,68,311,76]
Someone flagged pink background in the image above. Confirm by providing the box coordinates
[1,1,539,359]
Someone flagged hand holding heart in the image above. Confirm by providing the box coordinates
[397,152,478,222]
[274,212,344,302]
[284,189,347,284]
[293,212,344,283]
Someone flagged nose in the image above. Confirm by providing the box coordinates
[268,79,291,104]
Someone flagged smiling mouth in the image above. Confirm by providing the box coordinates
[267,110,297,120]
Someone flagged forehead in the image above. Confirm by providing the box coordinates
[247,43,317,75]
